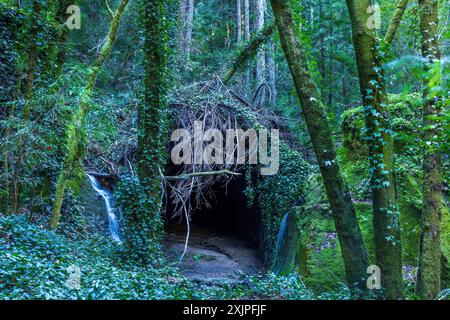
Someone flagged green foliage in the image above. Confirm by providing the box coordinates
[250,143,310,266]
[0,215,195,299]
[0,214,358,300]
[115,174,164,265]
[340,93,449,265]
[0,3,25,102]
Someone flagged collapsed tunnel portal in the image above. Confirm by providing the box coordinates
[165,175,262,248]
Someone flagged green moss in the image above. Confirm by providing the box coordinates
[341,93,422,159]
[340,93,448,266]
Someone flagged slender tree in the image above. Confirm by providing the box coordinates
[255,0,266,90]
[243,0,251,93]
[384,0,410,46]
[53,0,72,76]
[179,0,194,61]
[244,0,250,42]
[416,0,443,300]
[236,0,242,43]
[50,0,130,229]
[267,37,276,107]
[269,0,369,289]
[12,0,42,214]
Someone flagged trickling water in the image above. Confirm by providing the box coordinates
[275,212,289,258]
[87,174,122,244]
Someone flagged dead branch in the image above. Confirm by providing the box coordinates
[164,170,241,181]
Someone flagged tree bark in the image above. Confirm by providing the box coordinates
[345,0,404,299]
[255,0,266,90]
[223,22,275,84]
[416,0,443,300]
[12,0,41,214]
[244,0,250,42]
[50,0,130,229]
[236,0,242,43]
[243,0,250,94]
[267,37,276,107]
[54,0,71,76]
[384,0,409,46]
[270,0,369,289]
[179,0,194,61]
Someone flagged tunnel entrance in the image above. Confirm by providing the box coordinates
[163,175,264,282]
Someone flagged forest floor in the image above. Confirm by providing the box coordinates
[163,224,264,286]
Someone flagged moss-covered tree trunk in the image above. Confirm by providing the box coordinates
[50,0,130,229]
[137,0,169,202]
[384,0,409,45]
[345,0,404,299]
[223,22,275,84]
[269,0,369,289]
[416,0,443,300]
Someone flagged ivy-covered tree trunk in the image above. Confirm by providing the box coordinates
[50,0,130,229]
[416,0,443,300]
[269,0,369,289]
[12,0,42,214]
[345,0,404,299]
[137,0,169,206]
[53,0,71,76]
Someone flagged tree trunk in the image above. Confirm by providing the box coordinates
[223,22,275,84]
[12,0,41,214]
[137,0,170,199]
[236,0,242,43]
[243,0,250,94]
[50,0,130,229]
[267,37,276,107]
[23,0,40,111]
[384,0,409,45]
[179,0,194,61]
[345,0,404,299]
[318,0,326,94]
[416,0,443,300]
[54,0,71,76]
[255,0,266,90]
[244,0,250,41]
[327,17,334,111]
[185,0,194,58]
[270,0,369,289]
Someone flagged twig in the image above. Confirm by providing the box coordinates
[105,0,115,18]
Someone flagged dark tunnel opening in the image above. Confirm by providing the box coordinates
[164,175,262,250]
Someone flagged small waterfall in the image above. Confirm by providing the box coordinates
[87,174,122,244]
[275,212,289,258]
[273,211,299,275]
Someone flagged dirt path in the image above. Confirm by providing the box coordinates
[163,224,264,285]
